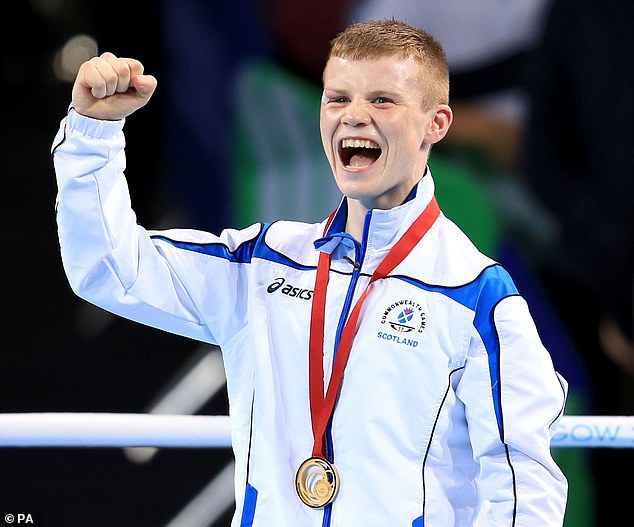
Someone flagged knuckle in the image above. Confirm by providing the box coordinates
[127,59,144,76]
[114,61,131,78]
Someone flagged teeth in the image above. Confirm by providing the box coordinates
[341,138,380,149]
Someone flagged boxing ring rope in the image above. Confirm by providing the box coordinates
[0,413,230,448]
[0,413,632,448]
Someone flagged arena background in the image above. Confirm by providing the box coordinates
[1,1,632,525]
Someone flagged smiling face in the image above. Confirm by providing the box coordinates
[320,55,450,213]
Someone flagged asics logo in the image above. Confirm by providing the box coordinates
[267,277,313,300]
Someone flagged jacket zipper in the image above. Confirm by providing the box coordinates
[322,210,372,527]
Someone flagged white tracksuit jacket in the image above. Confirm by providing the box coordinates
[53,109,568,526]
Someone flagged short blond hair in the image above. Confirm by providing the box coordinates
[327,19,449,109]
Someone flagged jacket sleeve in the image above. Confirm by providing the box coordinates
[52,109,256,347]
[457,285,568,525]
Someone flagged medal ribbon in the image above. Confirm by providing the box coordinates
[308,196,440,458]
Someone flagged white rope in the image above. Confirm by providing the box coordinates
[551,415,634,448]
[0,413,230,448]
[0,413,631,448]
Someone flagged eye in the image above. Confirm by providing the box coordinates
[373,97,393,105]
[322,91,349,105]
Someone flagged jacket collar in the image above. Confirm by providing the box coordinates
[315,168,436,260]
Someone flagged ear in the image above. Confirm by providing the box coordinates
[425,104,453,144]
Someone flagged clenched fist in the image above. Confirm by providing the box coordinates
[72,52,157,121]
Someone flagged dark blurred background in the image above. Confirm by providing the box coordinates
[1,1,632,525]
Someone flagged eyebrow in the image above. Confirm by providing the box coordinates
[366,90,401,100]
[323,88,403,100]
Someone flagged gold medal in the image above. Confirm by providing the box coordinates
[295,456,340,508]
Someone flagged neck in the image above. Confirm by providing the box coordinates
[345,201,369,243]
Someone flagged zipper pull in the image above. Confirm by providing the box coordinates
[344,256,361,270]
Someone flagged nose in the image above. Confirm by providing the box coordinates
[342,99,370,127]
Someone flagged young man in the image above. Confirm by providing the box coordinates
[52,20,568,527]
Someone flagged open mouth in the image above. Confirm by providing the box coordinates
[339,138,382,169]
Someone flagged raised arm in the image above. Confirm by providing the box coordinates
[52,54,255,347]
